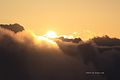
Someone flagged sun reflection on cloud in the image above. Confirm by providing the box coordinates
[36,36,56,44]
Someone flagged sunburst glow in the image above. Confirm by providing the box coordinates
[44,31,57,38]
[29,31,57,45]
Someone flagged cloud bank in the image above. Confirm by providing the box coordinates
[0,28,120,80]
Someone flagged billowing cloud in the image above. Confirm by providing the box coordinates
[0,28,120,80]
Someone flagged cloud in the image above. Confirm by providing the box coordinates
[76,42,120,80]
[0,28,120,80]
[0,28,87,80]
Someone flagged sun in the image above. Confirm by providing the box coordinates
[44,31,57,38]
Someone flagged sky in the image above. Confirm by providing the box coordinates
[0,0,120,40]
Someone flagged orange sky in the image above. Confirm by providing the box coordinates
[0,0,120,40]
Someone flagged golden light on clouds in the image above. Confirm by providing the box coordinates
[36,36,56,44]
[27,30,57,45]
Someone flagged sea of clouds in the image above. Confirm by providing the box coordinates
[0,28,120,80]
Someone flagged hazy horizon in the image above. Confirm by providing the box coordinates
[0,0,120,40]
